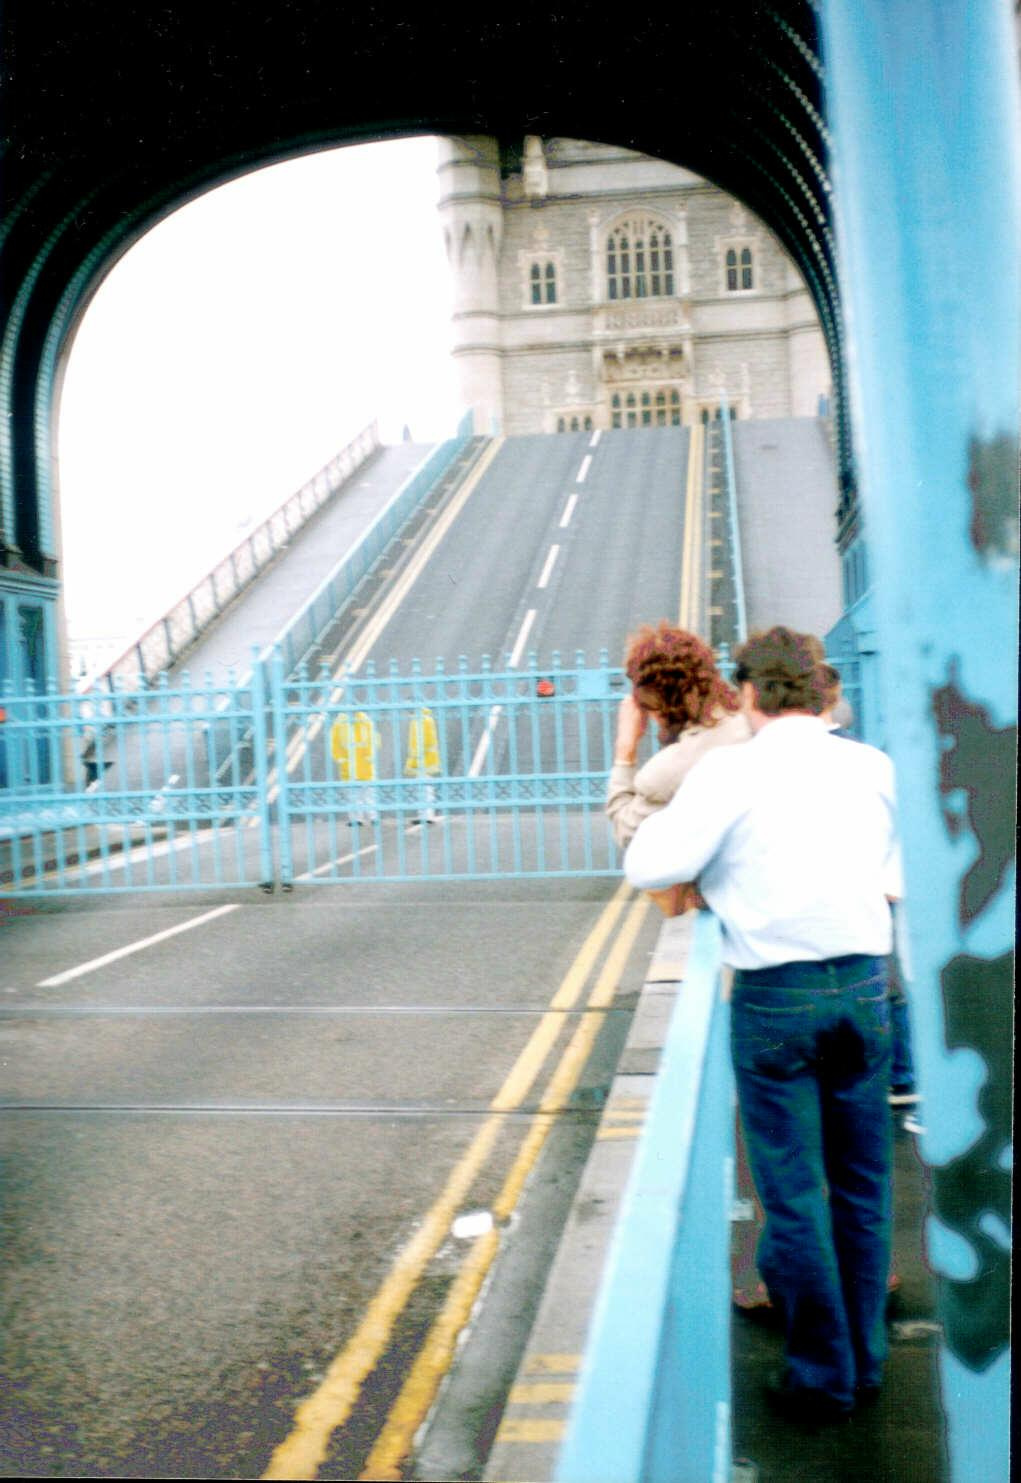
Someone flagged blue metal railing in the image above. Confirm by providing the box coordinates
[556,911,733,1483]
[3,650,863,894]
[269,648,626,886]
[1,649,630,894]
[718,392,748,646]
[1,666,274,892]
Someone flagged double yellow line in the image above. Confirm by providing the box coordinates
[262,882,650,1481]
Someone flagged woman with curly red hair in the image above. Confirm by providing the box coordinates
[605,622,751,865]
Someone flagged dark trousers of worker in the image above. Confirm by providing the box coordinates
[730,954,893,1407]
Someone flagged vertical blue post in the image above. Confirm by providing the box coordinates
[267,648,293,889]
[250,651,275,888]
[820,4,1018,1477]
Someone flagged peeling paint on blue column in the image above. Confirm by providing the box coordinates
[820,2,1018,1477]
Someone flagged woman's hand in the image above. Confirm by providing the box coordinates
[646,882,707,917]
[614,694,647,765]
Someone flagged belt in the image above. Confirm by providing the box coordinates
[733,953,885,989]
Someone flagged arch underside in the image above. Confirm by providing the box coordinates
[0,0,842,581]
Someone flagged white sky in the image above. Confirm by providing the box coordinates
[57,135,462,645]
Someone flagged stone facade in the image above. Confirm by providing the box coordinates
[437,136,831,436]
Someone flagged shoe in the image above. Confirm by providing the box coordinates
[888,1084,921,1106]
[763,1375,852,1426]
[902,1111,926,1136]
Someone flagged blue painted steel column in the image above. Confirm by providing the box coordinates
[820,4,1018,1478]
[249,653,275,888]
[268,648,294,888]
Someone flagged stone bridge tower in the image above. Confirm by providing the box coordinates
[437,134,830,437]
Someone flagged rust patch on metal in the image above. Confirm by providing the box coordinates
[928,662,1015,1371]
[931,949,1012,1371]
[966,431,1019,562]
[931,663,1016,926]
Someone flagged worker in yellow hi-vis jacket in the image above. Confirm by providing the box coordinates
[331,710,379,826]
[404,707,441,823]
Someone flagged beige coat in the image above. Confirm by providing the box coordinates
[605,708,752,849]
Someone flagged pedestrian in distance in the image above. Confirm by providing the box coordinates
[624,625,901,1425]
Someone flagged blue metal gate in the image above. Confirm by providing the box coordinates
[1,650,630,894]
[1,666,275,893]
[2,649,866,896]
[1,646,866,889]
[267,649,626,886]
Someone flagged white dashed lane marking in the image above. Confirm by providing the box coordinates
[537,546,560,590]
[509,608,537,669]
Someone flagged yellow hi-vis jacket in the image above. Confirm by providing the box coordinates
[405,708,441,776]
[330,711,378,782]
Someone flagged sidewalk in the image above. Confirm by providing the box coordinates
[483,914,947,1483]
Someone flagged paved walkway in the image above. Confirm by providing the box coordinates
[481,914,947,1483]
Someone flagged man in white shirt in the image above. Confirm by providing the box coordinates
[625,627,899,1424]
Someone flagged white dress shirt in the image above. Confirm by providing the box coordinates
[624,715,902,969]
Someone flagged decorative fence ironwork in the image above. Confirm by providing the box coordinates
[268,650,627,887]
[1,650,628,894]
[1,667,275,893]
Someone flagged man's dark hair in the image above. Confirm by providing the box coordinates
[817,662,842,712]
[734,627,827,715]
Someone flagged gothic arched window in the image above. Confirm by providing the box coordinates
[607,218,674,301]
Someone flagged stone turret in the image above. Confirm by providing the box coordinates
[436,136,505,434]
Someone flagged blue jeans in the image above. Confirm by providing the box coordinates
[731,954,893,1406]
